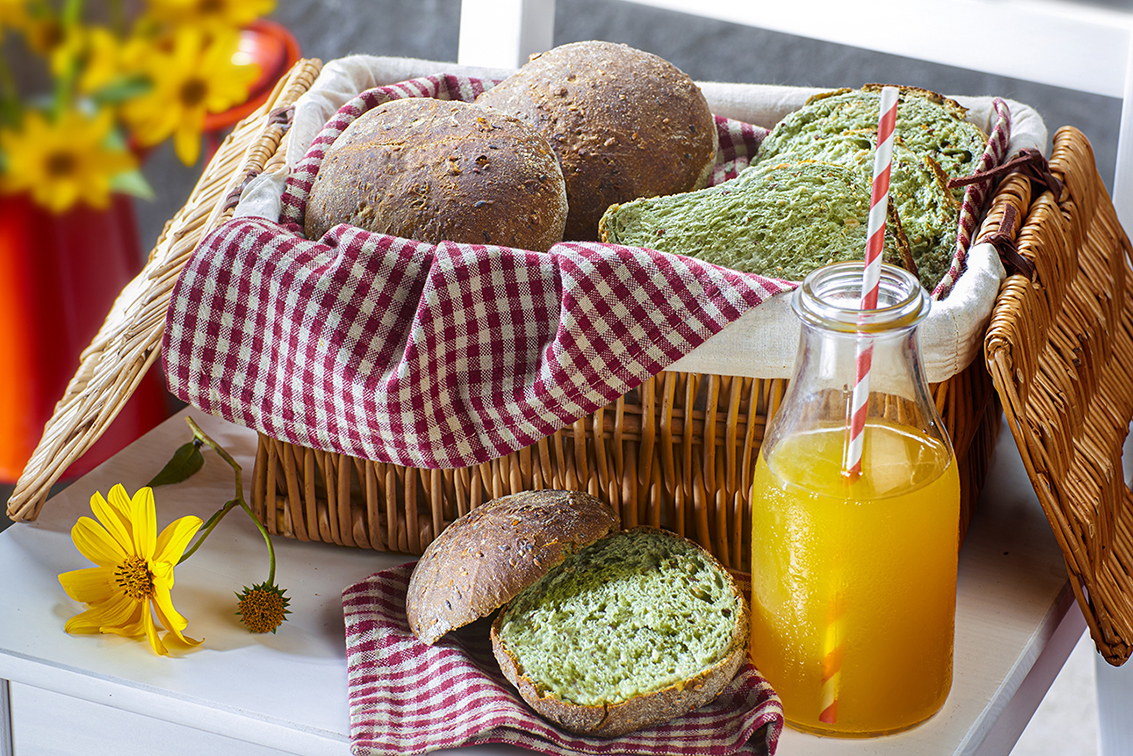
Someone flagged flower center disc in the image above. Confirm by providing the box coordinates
[180,79,208,108]
[45,151,78,179]
[115,555,155,600]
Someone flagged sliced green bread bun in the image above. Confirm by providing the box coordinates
[600,159,912,283]
[406,490,620,646]
[755,85,988,185]
[491,527,748,737]
[600,85,987,291]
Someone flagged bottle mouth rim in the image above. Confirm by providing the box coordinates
[792,262,930,333]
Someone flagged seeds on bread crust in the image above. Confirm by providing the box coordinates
[405,490,619,645]
[304,97,568,251]
[476,40,718,241]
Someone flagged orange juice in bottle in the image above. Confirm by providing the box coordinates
[749,262,959,737]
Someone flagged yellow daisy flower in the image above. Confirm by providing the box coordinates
[77,26,130,95]
[121,27,260,165]
[59,485,203,656]
[0,107,138,213]
[144,0,276,30]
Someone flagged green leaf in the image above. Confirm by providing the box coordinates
[89,74,153,106]
[109,168,155,201]
[147,440,205,488]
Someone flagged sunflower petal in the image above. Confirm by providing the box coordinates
[174,121,201,166]
[104,485,135,544]
[71,516,127,567]
[101,601,147,638]
[154,515,202,568]
[130,487,157,560]
[90,490,132,554]
[105,484,132,518]
[59,566,117,604]
[64,593,138,635]
[153,586,190,637]
[142,605,169,656]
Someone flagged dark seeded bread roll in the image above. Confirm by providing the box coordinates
[304,97,568,251]
[405,490,619,645]
[490,528,748,737]
[476,40,717,241]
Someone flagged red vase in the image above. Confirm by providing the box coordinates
[0,193,170,483]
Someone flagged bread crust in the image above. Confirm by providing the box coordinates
[476,41,717,241]
[405,490,619,645]
[304,97,568,251]
[489,527,750,737]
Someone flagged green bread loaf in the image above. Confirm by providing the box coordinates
[600,85,987,290]
[755,86,988,187]
[750,86,985,289]
[757,131,959,289]
[599,159,911,283]
[490,528,748,737]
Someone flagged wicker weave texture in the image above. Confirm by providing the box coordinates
[254,355,1000,574]
[985,126,1133,666]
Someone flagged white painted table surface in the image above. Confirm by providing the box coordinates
[0,408,1086,755]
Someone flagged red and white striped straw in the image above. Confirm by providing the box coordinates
[843,86,899,481]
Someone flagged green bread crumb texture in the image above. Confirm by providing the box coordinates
[757,89,988,183]
[602,160,903,283]
[498,530,742,707]
[601,87,988,291]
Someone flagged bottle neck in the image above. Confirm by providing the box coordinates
[764,262,951,460]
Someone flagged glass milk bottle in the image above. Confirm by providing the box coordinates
[749,261,960,737]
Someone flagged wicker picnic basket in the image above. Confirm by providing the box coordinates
[983,128,1133,665]
[5,58,1131,662]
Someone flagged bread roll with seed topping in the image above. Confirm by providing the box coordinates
[476,41,717,241]
[405,490,619,646]
[304,97,568,251]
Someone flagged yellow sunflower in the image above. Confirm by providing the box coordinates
[121,27,260,165]
[0,107,138,213]
[77,26,130,95]
[143,0,275,30]
[59,485,203,656]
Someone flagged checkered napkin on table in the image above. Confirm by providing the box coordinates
[342,563,784,756]
[161,74,787,470]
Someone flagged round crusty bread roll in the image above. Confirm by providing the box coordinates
[405,489,619,646]
[489,527,749,737]
[304,97,568,251]
[475,40,718,241]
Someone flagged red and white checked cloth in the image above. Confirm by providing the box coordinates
[161,74,787,470]
[342,563,783,756]
[161,74,1008,469]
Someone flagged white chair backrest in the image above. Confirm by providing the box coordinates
[457,0,1133,229]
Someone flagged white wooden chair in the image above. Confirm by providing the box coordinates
[455,2,1133,754]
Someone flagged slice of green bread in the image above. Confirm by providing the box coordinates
[756,130,960,289]
[599,159,912,283]
[750,86,987,289]
[491,527,749,737]
[755,86,988,187]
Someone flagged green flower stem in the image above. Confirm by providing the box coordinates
[238,496,278,585]
[178,417,277,583]
[185,416,245,506]
[109,0,125,35]
[177,498,239,565]
[0,56,18,113]
[52,0,85,120]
